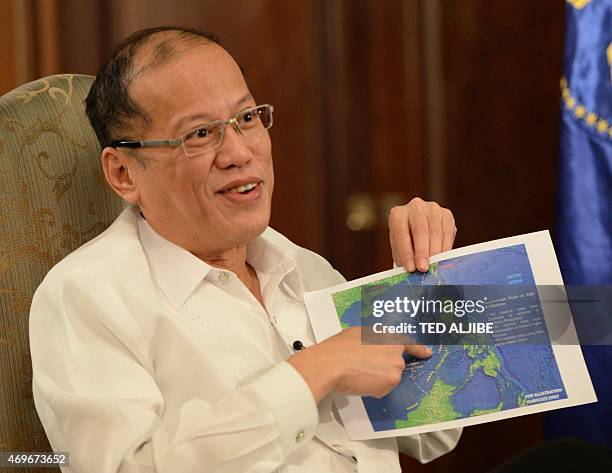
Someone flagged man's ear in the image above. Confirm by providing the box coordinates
[101,147,140,204]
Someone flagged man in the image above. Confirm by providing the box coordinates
[29,26,461,472]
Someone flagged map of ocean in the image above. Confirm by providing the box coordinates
[331,245,568,431]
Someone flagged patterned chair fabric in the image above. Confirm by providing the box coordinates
[0,74,125,471]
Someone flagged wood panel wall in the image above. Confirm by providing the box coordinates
[441,0,565,249]
[1,1,566,471]
[322,0,427,278]
[0,0,64,95]
[0,1,18,95]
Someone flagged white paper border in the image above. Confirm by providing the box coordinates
[303,230,597,440]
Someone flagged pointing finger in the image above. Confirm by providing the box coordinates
[404,343,433,359]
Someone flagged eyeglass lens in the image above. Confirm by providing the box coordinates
[183,105,273,156]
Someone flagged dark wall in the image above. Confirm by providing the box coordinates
[442,1,564,248]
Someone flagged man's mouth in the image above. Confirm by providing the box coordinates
[223,182,259,194]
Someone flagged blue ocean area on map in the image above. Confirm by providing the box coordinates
[332,244,568,431]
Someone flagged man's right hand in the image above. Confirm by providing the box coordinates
[287,327,432,403]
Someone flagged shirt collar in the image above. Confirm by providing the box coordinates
[137,215,302,310]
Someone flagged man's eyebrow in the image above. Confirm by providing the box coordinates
[236,92,255,106]
[172,93,255,133]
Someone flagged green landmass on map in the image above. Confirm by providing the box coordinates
[395,378,461,427]
[394,345,515,428]
[332,272,411,328]
[331,265,441,328]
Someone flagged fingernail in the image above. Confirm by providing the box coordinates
[418,259,429,270]
[407,263,416,272]
[424,346,433,356]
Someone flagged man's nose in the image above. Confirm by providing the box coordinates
[214,124,252,169]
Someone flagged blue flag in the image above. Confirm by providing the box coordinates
[546,0,612,446]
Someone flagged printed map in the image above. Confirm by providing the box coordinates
[331,245,567,431]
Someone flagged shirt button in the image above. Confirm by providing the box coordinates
[332,443,343,451]
[217,272,230,282]
[295,431,305,442]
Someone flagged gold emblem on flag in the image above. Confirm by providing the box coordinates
[566,0,592,9]
[607,42,612,83]
[561,77,611,138]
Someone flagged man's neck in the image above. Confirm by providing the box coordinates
[199,245,249,281]
[139,211,265,306]
[198,247,265,307]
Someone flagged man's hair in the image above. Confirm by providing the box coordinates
[85,26,221,148]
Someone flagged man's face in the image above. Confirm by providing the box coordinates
[123,42,274,257]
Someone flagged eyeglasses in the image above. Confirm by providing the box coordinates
[109,104,274,157]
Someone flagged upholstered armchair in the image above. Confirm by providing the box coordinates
[0,74,124,472]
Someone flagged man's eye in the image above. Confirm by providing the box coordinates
[240,110,260,128]
[185,126,214,144]
[194,127,210,138]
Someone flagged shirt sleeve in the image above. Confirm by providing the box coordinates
[396,428,462,463]
[29,277,319,473]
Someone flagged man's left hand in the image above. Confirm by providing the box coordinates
[388,197,457,273]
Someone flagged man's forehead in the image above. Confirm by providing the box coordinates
[131,38,245,94]
[131,32,219,79]
[127,38,251,133]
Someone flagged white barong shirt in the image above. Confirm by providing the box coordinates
[29,206,460,472]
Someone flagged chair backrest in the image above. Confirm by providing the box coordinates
[0,74,124,468]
